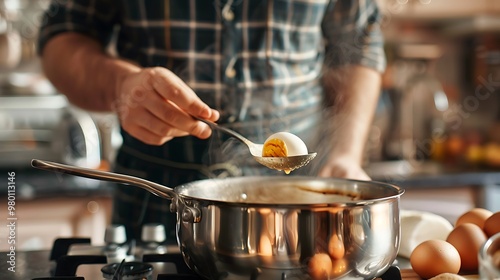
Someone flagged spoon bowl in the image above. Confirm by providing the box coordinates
[198,118,317,172]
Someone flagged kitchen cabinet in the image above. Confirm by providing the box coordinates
[0,196,112,251]
[378,0,500,21]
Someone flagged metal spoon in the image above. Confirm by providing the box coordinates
[197,118,317,173]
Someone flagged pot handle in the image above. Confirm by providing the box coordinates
[31,159,177,200]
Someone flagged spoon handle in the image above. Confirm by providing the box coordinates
[196,118,256,147]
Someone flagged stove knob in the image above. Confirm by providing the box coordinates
[141,223,166,243]
[104,224,127,245]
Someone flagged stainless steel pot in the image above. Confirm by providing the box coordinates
[31,159,404,280]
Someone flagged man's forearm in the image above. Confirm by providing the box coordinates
[323,65,382,165]
[41,32,141,112]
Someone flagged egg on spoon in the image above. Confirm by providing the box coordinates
[262,132,308,173]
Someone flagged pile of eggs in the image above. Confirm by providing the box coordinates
[410,208,500,279]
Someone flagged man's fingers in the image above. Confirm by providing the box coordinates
[117,67,220,145]
[148,67,219,121]
[142,95,213,139]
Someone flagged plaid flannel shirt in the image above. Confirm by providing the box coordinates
[39,0,384,123]
[38,0,385,241]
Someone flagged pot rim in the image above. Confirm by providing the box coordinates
[175,176,405,207]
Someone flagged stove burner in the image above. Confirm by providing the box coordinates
[101,261,153,279]
[32,238,403,280]
[33,238,201,280]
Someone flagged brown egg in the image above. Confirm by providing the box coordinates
[455,208,493,229]
[328,235,345,260]
[308,253,332,280]
[446,223,487,272]
[410,240,461,279]
[330,258,348,277]
[484,212,500,237]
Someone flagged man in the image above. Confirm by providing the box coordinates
[38,0,385,242]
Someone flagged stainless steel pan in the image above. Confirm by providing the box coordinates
[32,159,404,280]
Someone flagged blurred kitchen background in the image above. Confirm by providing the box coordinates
[1,0,500,251]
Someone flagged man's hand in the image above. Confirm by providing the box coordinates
[115,67,219,145]
[318,156,370,181]
[41,33,219,146]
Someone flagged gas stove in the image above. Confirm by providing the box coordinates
[38,240,201,279]
[31,223,201,280]
[28,223,404,280]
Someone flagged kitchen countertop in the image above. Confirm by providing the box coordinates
[367,161,500,186]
